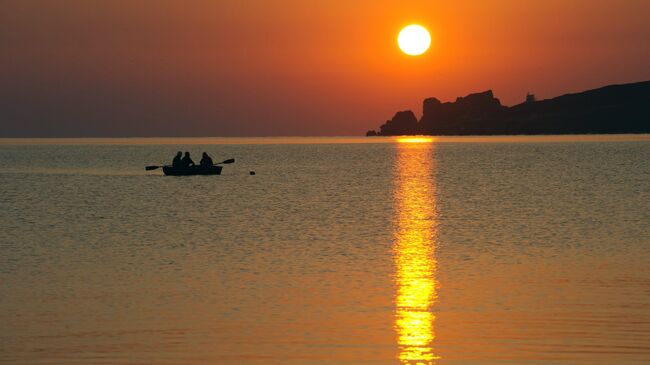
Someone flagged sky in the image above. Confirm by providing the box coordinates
[1,0,649,137]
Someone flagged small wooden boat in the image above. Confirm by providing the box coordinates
[162,165,223,176]
[145,158,234,175]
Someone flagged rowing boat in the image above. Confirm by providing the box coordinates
[162,165,223,176]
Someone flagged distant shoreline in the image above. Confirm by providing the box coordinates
[366,81,650,137]
[1,134,649,146]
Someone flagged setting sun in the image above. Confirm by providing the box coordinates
[397,24,431,56]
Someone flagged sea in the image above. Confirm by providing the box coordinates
[1,135,649,365]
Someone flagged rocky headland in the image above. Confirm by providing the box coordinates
[366,81,650,136]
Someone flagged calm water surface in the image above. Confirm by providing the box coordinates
[1,136,649,364]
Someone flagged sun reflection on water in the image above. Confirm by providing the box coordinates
[396,137,435,144]
[393,139,438,364]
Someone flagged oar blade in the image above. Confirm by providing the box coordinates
[220,158,235,164]
[145,166,161,171]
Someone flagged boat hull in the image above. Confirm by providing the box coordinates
[162,165,223,176]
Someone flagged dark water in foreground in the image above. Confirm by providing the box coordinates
[1,136,649,364]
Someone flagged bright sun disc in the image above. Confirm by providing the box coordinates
[398,25,431,56]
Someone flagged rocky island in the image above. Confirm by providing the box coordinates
[366,81,650,136]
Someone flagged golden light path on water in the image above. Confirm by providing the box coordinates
[393,138,439,365]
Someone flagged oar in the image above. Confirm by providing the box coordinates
[215,158,235,165]
[145,158,234,171]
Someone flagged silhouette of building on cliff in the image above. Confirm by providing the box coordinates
[525,93,536,104]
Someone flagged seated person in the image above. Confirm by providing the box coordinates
[200,152,214,167]
[181,152,195,167]
[172,151,183,167]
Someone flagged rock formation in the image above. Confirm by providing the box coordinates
[377,110,419,136]
[366,81,650,136]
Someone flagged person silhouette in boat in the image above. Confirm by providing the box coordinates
[181,152,195,168]
[172,151,183,167]
[200,152,214,167]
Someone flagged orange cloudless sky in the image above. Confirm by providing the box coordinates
[1,0,649,136]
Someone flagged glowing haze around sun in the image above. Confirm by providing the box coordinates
[398,24,431,56]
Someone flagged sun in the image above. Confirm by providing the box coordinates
[397,24,431,56]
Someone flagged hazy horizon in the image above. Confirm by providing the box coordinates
[2,0,650,137]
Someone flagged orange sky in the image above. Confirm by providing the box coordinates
[1,0,649,136]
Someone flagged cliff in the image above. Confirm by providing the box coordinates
[366,81,650,136]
